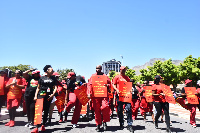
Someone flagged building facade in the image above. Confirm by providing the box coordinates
[102,59,121,75]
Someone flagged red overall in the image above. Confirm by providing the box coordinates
[88,73,111,125]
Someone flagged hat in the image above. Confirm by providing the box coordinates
[155,75,163,79]
[120,66,126,70]
[32,70,40,75]
[53,72,60,77]
[185,79,192,85]
[197,80,200,85]
[67,72,76,78]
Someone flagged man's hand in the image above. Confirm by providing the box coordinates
[87,94,91,99]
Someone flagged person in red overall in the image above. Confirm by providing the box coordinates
[0,69,9,116]
[181,79,197,128]
[152,75,171,133]
[64,72,86,128]
[143,80,155,123]
[138,82,148,121]
[87,65,111,132]
[197,80,200,111]
[5,70,26,127]
[131,81,140,121]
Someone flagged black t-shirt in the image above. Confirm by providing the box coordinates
[132,87,139,99]
[25,75,33,88]
[25,77,40,98]
[37,76,57,99]
[66,76,86,93]
[181,87,185,93]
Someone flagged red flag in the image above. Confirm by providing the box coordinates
[162,85,176,104]
[74,85,89,106]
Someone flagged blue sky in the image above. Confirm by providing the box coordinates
[0,0,199,80]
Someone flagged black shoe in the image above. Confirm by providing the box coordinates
[96,125,101,132]
[127,125,134,133]
[155,122,158,129]
[46,118,51,125]
[119,123,124,130]
[166,128,172,133]
[103,122,107,131]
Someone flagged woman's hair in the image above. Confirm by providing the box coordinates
[43,65,52,72]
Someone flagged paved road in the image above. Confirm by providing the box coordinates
[0,107,200,133]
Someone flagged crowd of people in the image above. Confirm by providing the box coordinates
[0,65,200,133]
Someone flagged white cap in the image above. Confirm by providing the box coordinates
[197,80,200,85]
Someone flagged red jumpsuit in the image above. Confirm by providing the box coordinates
[88,73,111,125]
[138,86,148,116]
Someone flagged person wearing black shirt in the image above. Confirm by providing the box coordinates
[64,72,86,128]
[24,70,40,129]
[130,80,140,121]
[31,65,57,133]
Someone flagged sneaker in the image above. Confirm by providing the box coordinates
[5,121,11,126]
[25,123,30,127]
[166,128,172,133]
[31,127,39,133]
[9,120,15,127]
[127,125,134,132]
[95,125,101,132]
[40,125,46,131]
[192,124,197,128]
[103,122,107,131]
[29,123,36,129]
[155,122,158,129]
[59,119,63,123]
[72,124,77,128]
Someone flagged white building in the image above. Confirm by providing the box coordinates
[102,59,121,75]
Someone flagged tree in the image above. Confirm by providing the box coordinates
[0,64,33,77]
[140,59,181,87]
[179,55,200,86]
[57,68,75,81]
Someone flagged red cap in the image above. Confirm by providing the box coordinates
[61,80,66,84]
[53,72,60,77]
[32,70,40,75]
[67,72,76,78]
[120,66,126,70]
[185,79,192,85]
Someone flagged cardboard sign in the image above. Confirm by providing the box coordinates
[7,78,23,99]
[185,87,199,104]
[92,75,107,97]
[162,85,176,104]
[144,86,153,102]
[80,104,87,114]
[34,98,44,125]
[0,77,5,95]
[55,92,65,112]
[119,81,132,103]
[74,85,89,106]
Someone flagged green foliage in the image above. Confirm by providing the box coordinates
[179,55,200,86]
[0,64,33,77]
[125,69,141,84]
[57,68,75,81]
[108,70,117,81]
[140,59,180,86]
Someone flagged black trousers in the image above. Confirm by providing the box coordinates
[42,97,52,125]
[0,95,5,113]
[25,96,35,123]
[117,96,133,126]
[154,102,170,128]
